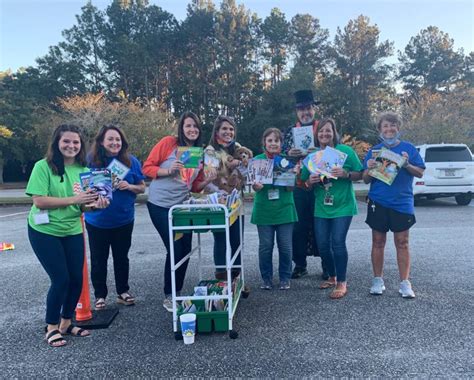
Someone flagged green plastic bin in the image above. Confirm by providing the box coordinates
[172,208,227,233]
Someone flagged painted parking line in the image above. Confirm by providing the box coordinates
[0,211,29,218]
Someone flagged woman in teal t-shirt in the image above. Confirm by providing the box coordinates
[301,118,363,299]
[251,128,298,290]
[26,124,107,347]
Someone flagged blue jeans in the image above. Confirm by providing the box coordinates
[314,216,353,282]
[28,225,84,325]
[147,202,192,296]
[213,217,243,274]
[257,223,293,283]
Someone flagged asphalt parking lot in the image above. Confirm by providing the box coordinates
[0,199,473,378]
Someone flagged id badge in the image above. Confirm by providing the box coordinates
[268,188,280,200]
[323,194,334,206]
[34,210,50,225]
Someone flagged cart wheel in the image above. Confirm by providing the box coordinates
[241,290,250,299]
[229,330,239,339]
[174,332,183,341]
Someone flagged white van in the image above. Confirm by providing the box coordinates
[414,144,474,205]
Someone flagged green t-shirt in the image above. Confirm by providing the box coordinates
[26,159,87,237]
[250,154,298,226]
[301,144,363,218]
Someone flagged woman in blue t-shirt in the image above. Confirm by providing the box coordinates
[362,112,425,299]
[85,125,146,309]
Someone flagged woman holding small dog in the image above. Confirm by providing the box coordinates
[205,115,250,280]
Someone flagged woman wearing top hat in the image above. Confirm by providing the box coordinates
[281,89,328,281]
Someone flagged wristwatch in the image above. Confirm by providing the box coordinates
[347,171,352,180]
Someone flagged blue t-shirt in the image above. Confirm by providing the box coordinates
[363,141,425,215]
[85,155,145,228]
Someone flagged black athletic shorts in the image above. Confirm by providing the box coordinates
[365,198,416,233]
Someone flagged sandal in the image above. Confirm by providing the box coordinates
[61,324,90,337]
[319,280,336,289]
[95,298,106,310]
[45,328,67,348]
[117,293,135,306]
[330,288,348,300]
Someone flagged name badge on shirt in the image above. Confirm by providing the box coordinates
[323,193,334,206]
[34,210,50,225]
[268,188,280,200]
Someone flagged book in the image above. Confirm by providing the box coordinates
[303,146,347,179]
[177,147,203,168]
[107,159,130,190]
[368,147,407,185]
[292,125,314,153]
[247,159,274,185]
[203,149,220,169]
[273,171,296,187]
[80,169,113,201]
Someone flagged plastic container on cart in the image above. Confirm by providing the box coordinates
[177,278,243,333]
[172,204,239,233]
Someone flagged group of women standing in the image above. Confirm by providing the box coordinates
[27,107,424,348]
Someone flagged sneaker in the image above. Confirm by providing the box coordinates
[279,281,291,290]
[370,277,386,295]
[162,297,173,312]
[399,280,415,299]
[291,267,308,279]
[260,280,272,290]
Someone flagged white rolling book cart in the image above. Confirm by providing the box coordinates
[168,200,249,340]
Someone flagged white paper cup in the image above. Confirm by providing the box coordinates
[180,313,196,344]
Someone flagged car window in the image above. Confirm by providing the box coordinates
[425,146,472,162]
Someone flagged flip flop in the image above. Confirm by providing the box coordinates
[45,328,67,348]
[330,288,348,299]
[61,324,90,337]
[117,293,135,306]
[319,280,336,289]
[95,298,106,310]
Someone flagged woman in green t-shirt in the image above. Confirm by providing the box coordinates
[251,128,298,290]
[301,118,363,299]
[26,124,108,347]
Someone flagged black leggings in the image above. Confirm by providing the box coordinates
[86,221,134,299]
[28,225,84,325]
[147,202,192,296]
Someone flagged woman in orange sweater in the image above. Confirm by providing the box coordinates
[143,112,215,312]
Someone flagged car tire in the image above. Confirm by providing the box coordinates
[455,193,472,206]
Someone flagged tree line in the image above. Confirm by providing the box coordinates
[0,0,472,182]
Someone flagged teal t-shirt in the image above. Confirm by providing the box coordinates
[250,154,298,225]
[26,159,87,237]
[301,144,363,218]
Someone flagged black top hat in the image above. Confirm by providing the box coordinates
[294,89,320,108]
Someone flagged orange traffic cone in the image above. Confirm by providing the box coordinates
[75,216,92,321]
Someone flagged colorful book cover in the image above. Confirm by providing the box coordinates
[80,169,113,200]
[203,149,220,169]
[177,147,203,168]
[303,147,347,179]
[368,147,406,185]
[247,159,274,184]
[292,126,314,152]
[107,158,130,190]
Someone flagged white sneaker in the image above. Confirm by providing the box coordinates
[399,280,415,299]
[370,277,386,295]
[162,297,173,312]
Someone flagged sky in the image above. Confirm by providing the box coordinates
[1,0,473,72]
